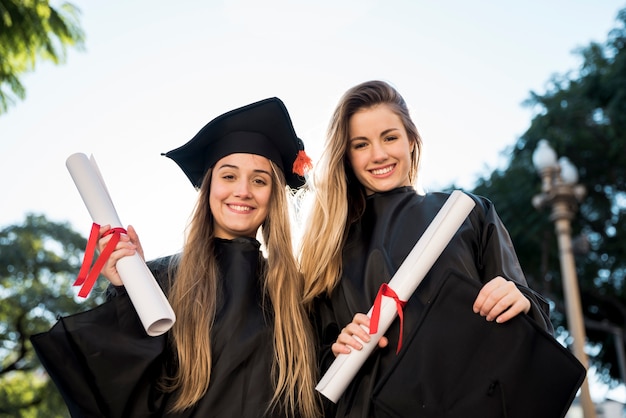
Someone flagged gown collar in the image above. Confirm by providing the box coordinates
[214,236,261,251]
[366,186,416,200]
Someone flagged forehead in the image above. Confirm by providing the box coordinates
[349,104,403,135]
[214,153,272,171]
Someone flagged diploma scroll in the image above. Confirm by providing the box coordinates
[66,153,176,336]
[315,190,476,402]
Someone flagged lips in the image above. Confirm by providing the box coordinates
[227,204,254,212]
[370,164,395,176]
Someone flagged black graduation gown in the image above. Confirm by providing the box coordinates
[31,237,282,418]
[314,188,585,418]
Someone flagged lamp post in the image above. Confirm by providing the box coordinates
[531,139,595,418]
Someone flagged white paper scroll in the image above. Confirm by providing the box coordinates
[66,153,176,336]
[315,190,476,402]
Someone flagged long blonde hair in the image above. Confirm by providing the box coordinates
[300,80,423,304]
[162,162,320,417]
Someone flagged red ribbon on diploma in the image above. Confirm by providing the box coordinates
[369,283,407,354]
[74,223,127,297]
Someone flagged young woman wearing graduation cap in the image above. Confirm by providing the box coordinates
[32,98,321,417]
[299,81,583,417]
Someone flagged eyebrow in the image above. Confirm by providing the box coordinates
[349,128,401,142]
[216,163,272,176]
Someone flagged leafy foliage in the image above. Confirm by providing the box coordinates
[0,214,105,416]
[471,8,626,384]
[0,0,85,115]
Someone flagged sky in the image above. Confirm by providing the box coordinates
[2,0,626,404]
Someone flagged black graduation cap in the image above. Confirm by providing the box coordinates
[163,97,311,189]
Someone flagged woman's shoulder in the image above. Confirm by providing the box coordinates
[423,190,494,212]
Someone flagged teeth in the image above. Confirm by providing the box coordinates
[371,166,393,175]
[230,205,251,212]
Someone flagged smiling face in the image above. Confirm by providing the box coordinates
[209,153,273,239]
[347,104,415,195]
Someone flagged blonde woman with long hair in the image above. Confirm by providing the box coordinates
[33,98,320,418]
[299,81,556,417]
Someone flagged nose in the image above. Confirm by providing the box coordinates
[233,179,252,198]
[371,141,388,162]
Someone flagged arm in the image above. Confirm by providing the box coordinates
[471,195,553,333]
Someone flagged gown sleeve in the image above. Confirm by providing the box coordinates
[472,195,553,334]
[30,259,172,418]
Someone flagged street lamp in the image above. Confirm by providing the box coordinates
[532,139,595,418]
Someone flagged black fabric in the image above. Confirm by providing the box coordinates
[31,237,281,418]
[372,271,585,418]
[31,294,167,418]
[314,188,581,417]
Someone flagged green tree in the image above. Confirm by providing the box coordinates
[471,8,626,385]
[0,0,84,115]
[0,214,105,417]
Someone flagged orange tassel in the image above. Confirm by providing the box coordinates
[292,150,312,176]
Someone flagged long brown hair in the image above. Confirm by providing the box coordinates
[300,80,423,304]
[162,161,320,417]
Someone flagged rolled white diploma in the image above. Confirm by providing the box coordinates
[66,152,176,337]
[315,190,476,402]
